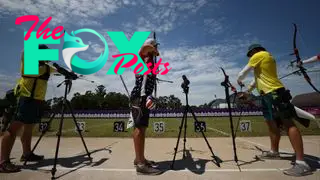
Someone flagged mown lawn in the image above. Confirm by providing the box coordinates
[31,116,320,138]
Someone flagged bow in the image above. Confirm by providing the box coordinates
[289,23,320,93]
[220,67,263,171]
[220,67,258,131]
[220,67,245,105]
[220,67,241,170]
[152,31,174,99]
[153,31,159,98]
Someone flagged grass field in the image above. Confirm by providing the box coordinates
[29,116,320,138]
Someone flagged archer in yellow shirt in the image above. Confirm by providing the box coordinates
[247,51,284,94]
[15,50,56,101]
[237,46,284,94]
[0,44,57,172]
[237,43,311,176]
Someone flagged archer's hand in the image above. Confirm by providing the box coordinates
[237,91,249,100]
[237,80,244,87]
[296,61,303,67]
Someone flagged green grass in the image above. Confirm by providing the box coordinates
[31,116,320,138]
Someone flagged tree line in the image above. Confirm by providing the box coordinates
[44,85,184,111]
[2,85,261,113]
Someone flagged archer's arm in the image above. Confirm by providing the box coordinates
[302,54,320,64]
[247,79,256,93]
[238,52,265,86]
[237,64,253,82]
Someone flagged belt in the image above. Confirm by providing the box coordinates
[260,87,285,96]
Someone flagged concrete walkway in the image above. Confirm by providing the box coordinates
[0,136,319,180]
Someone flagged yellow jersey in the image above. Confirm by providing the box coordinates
[14,50,56,101]
[248,51,284,94]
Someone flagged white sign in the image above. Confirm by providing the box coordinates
[39,122,49,133]
[239,120,251,132]
[153,122,165,133]
[114,121,125,132]
[75,122,86,133]
[194,121,206,132]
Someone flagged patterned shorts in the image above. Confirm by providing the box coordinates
[261,88,296,122]
[131,96,150,128]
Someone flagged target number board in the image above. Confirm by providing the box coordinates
[113,121,125,132]
[194,121,206,132]
[239,120,252,132]
[39,122,49,132]
[153,121,165,133]
[75,122,86,132]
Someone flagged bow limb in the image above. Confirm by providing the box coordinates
[156,78,173,83]
[292,23,320,93]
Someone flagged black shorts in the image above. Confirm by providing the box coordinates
[1,106,16,132]
[131,96,150,128]
[14,96,44,124]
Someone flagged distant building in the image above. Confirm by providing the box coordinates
[218,103,235,108]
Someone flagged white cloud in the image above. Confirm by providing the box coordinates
[91,43,104,54]
[204,17,225,35]
[0,0,221,35]
[8,28,15,32]
[0,0,132,26]
[0,73,20,97]
[121,0,219,33]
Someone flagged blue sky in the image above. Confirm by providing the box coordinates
[0,0,319,105]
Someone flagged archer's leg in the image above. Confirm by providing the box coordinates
[20,124,44,162]
[18,97,44,162]
[0,121,23,173]
[266,120,281,153]
[20,124,34,155]
[133,126,146,164]
[258,94,280,159]
[283,119,311,176]
[284,120,304,160]
[132,98,161,175]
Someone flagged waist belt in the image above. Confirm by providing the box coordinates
[262,87,292,103]
[260,87,285,96]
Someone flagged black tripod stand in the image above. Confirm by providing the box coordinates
[220,67,265,171]
[171,75,221,169]
[220,67,240,170]
[24,70,92,179]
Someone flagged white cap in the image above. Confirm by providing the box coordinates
[144,38,157,46]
